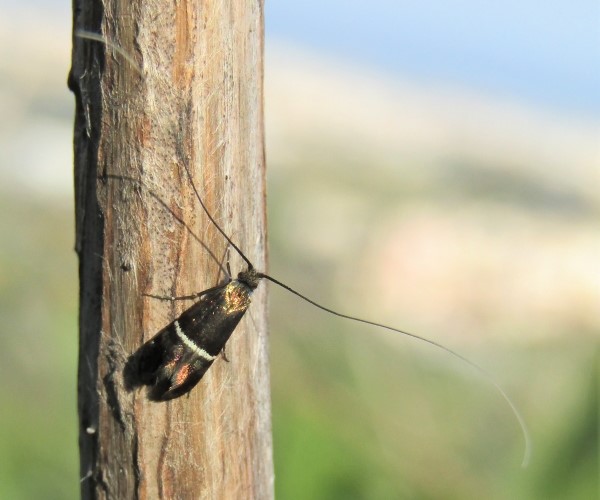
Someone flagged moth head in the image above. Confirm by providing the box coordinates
[237,268,261,289]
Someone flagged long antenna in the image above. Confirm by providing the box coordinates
[258,273,532,468]
[103,174,228,277]
[178,162,254,270]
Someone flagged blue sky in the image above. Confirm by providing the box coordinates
[12,0,600,117]
[266,1,599,117]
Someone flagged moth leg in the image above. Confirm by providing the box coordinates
[214,244,232,285]
[143,292,202,302]
[213,265,231,362]
[143,246,233,303]
[143,282,229,302]
[220,346,230,363]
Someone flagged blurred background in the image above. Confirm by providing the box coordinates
[0,1,597,499]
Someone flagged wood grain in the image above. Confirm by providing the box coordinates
[71,1,272,498]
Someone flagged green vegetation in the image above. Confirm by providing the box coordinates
[1,149,596,498]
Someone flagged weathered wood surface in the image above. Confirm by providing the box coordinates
[70,1,272,498]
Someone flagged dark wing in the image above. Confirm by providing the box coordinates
[124,282,252,401]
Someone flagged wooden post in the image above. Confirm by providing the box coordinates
[70,1,272,498]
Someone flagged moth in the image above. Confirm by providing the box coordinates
[126,267,262,401]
